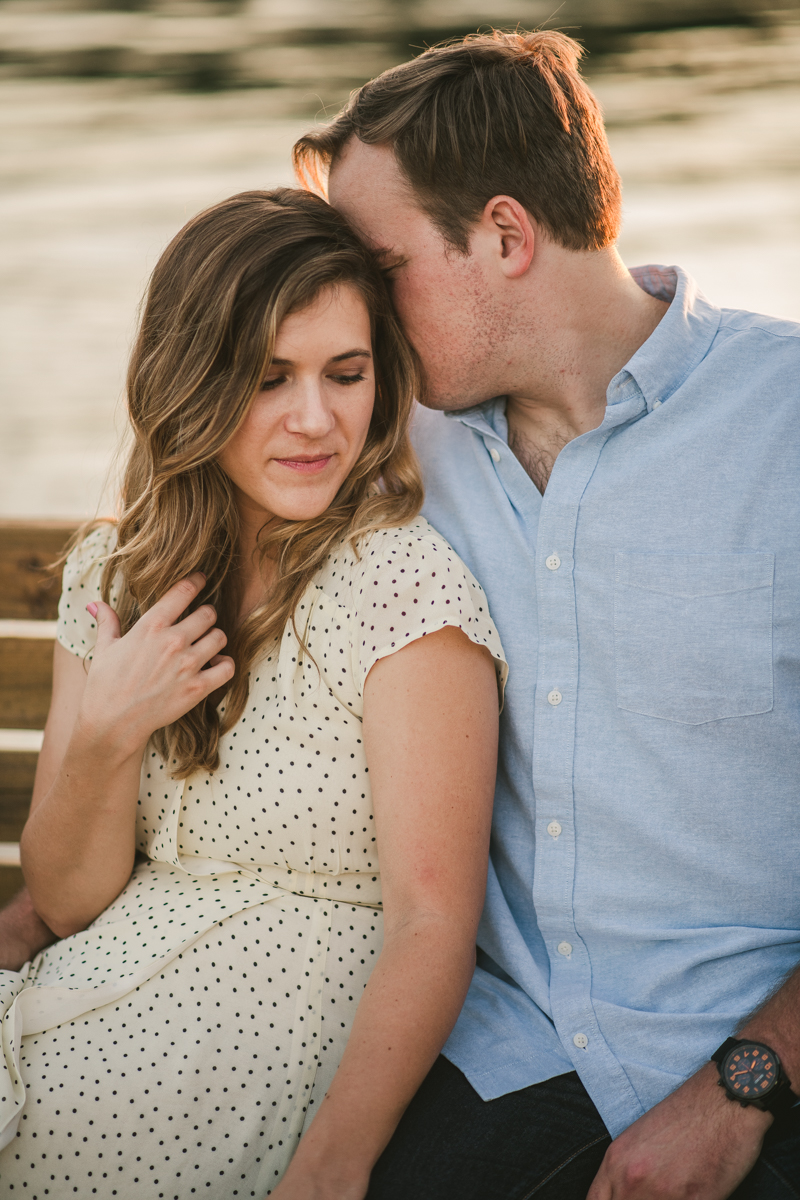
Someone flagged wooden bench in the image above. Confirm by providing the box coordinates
[0,521,78,906]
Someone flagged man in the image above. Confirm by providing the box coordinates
[293,28,800,1199]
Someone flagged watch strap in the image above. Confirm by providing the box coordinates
[764,1077,798,1122]
[711,1036,740,1066]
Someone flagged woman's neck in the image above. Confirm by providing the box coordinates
[234,498,276,625]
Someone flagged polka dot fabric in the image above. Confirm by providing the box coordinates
[0,519,506,1196]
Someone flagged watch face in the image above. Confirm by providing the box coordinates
[722,1043,779,1099]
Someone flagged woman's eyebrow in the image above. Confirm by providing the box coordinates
[330,349,372,363]
[268,348,372,368]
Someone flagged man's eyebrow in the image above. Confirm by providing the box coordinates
[268,349,372,368]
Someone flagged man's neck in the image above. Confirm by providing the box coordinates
[504,247,669,494]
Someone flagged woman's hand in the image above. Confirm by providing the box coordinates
[78,572,234,758]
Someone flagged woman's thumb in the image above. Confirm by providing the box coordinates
[86,600,121,647]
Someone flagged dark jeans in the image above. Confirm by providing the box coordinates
[366,1056,800,1200]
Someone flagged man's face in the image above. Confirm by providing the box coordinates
[328,138,513,411]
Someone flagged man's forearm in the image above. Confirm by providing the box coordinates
[587,959,800,1200]
[0,887,57,972]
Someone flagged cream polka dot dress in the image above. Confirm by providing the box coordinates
[0,518,506,1198]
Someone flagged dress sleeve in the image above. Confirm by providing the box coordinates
[352,525,508,704]
[56,523,119,660]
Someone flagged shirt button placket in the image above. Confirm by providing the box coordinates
[531,451,599,1084]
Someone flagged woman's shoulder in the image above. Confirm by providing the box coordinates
[357,516,465,568]
[65,522,118,573]
[335,518,508,697]
[57,521,118,658]
[355,518,495,601]
[319,518,475,597]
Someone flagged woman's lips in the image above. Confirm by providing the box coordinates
[273,455,333,475]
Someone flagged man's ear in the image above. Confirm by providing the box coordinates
[480,195,535,278]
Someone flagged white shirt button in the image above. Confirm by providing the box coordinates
[573,1033,589,1049]
[547,820,562,839]
[557,941,573,957]
[547,689,563,706]
[652,399,662,408]
[546,554,561,571]
[489,448,501,463]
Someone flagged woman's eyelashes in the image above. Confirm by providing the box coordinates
[331,372,366,385]
[259,371,367,392]
[378,251,407,278]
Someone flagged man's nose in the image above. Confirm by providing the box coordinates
[284,380,336,439]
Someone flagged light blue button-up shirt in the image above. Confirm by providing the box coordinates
[412,266,800,1139]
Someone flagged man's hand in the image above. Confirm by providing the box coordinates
[587,1063,770,1200]
[0,887,57,972]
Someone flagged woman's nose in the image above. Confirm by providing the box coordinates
[284,381,336,439]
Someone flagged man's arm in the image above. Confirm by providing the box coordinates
[588,965,800,1200]
[0,887,57,971]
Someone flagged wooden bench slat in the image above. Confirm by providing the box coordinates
[0,620,58,640]
[0,521,78,621]
[0,809,30,844]
[0,868,24,907]
[0,729,44,752]
[0,639,53,729]
[0,747,37,842]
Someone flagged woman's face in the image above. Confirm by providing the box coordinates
[218,283,375,530]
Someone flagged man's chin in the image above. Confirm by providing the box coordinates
[416,377,496,413]
[416,392,497,413]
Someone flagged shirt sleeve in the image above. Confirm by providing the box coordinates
[352,525,508,704]
[56,523,119,659]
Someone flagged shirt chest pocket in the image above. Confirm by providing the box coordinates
[614,552,774,725]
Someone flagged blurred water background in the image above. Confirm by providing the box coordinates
[2,0,800,517]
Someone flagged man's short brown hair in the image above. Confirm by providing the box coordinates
[293,29,622,254]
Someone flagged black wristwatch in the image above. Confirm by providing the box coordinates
[711,1037,796,1121]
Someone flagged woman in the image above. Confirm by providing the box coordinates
[0,189,506,1198]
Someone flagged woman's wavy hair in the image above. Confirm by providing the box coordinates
[86,187,422,777]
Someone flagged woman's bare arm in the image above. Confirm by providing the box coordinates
[0,641,89,967]
[21,637,145,937]
[21,574,234,938]
[272,624,500,1200]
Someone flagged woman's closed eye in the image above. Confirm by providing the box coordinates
[330,372,366,386]
[377,251,407,279]
[259,371,367,391]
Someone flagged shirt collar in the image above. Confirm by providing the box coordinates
[443,264,721,432]
[443,396,507,442]
[608,265,721,412]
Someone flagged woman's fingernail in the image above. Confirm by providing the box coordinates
[86,602,98,618]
